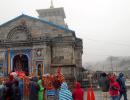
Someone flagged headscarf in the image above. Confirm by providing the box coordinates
[119,72,124,78]
[109,75,116,83]
[60,82,68,90]
[75,82,81,89]
[56,67,65,83]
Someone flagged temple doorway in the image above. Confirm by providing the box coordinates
[37,64,43,76]
[13,54,29,75]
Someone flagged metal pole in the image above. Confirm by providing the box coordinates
[110,56,113,73]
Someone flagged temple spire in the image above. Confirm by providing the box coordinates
[50,0,54,8]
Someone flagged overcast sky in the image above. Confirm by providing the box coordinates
[0,0,130,64]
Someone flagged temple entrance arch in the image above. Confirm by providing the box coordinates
[13,54,29,75]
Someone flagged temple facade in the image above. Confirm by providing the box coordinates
[0,7,83,81]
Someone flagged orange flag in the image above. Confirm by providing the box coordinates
[91,88,95,100]
[87,88,91,100]
[87,87,95,100]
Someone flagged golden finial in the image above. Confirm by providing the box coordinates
[50,0,54,8]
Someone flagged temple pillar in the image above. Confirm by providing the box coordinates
[8,48,11,74]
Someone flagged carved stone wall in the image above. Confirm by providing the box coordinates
[0,14,83,81]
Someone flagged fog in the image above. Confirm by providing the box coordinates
[0,0,130,64]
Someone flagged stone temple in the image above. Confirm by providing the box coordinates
[0,6,83,82]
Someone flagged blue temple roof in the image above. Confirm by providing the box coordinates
[0,14,75,33]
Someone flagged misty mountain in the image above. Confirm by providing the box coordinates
[84,56,130,72]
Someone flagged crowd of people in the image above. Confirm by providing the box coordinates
[0,68,84,100]
[98,72,128,100]
[0,67,128,100]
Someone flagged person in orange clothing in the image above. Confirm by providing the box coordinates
[72,82,84,100]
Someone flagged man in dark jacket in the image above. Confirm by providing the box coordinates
[117,72,128,100]
[98,72,110,100]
